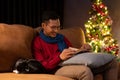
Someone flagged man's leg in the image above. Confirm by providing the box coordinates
[55,65,93,80]
[103,59,118,80]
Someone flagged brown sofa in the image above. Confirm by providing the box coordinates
[0,23,119,80]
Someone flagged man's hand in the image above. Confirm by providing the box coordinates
[80,43,92,52]
[59,44,92,60]
[59,49,76,60]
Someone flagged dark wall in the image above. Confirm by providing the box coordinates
[0,0,64,28]
[63,0,91,29]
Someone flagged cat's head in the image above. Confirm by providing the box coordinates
[13,58,27,73]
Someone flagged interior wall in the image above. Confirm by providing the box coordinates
[63,0,90,29]
[63,0,120,57]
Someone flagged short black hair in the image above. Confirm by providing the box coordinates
[41,11,60,23]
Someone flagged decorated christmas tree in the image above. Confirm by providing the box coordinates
[84,0,119,56]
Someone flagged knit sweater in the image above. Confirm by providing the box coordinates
[33,36,72,72]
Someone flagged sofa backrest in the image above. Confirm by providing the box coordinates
[59,27,86,48]
[35,27,86,48]
[0,23,35,72]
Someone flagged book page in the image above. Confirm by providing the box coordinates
[69,47,90,54]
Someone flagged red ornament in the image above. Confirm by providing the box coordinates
[115,49,119,55]
[99,3,105,8]
[105,18,109,24]
[92,4,95,9]
[99,11,105,16]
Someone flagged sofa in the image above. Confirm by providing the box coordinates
[0,23,119,80]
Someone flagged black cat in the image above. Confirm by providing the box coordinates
[13,58,46,74]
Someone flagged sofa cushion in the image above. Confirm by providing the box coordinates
[0,73,73,80]
[0,23,35,72]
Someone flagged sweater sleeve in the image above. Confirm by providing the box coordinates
[33,36,61,71]
[32,36,72,72]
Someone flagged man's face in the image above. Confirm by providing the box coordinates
[42,19,60,38]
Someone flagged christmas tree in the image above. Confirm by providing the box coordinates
[84,0,119,56]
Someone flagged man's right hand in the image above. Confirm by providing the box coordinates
[59,49,76,60]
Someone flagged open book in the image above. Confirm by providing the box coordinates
[68,47,90,54]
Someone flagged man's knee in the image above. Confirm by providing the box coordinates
[55,65,93,80]
[82,66,93,75]
[80,66,93,80]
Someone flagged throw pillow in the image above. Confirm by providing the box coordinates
[59,52,115,68]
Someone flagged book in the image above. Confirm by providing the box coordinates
[68,47,90,54]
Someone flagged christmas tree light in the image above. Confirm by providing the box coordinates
[85,0,119,56]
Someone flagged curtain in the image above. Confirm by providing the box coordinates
[0,0,64,28]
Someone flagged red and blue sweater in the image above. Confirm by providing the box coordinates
[33,36,72,72]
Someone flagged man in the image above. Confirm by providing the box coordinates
[33,11,118,80]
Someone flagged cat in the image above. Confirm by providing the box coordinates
[13,58,46,74]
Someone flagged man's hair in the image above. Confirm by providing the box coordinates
[41,11,60,23]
